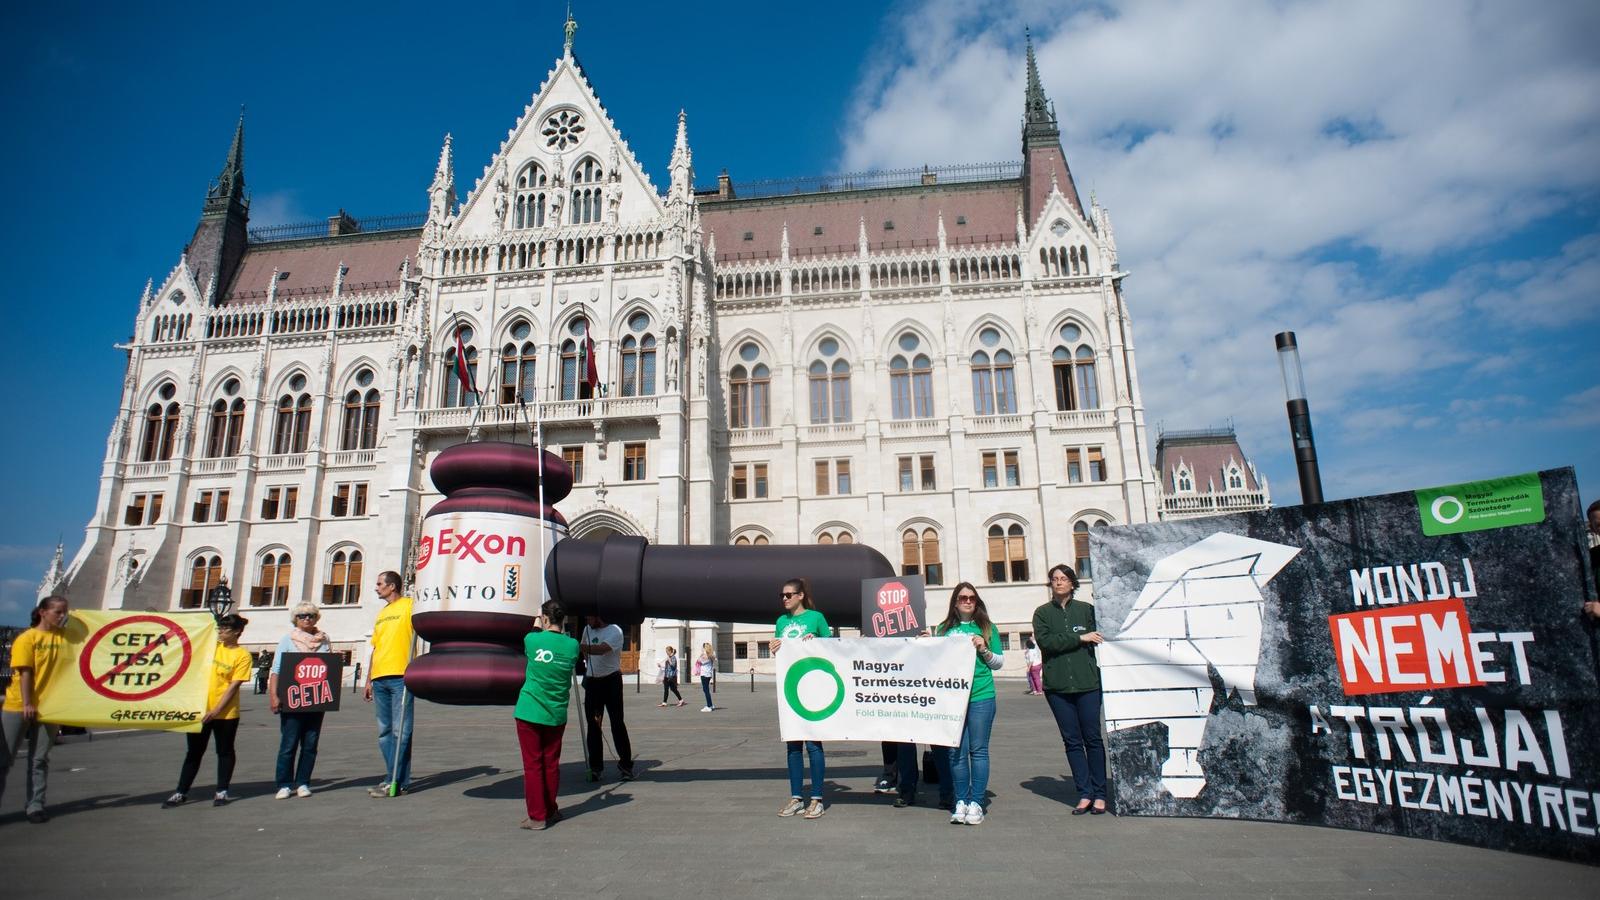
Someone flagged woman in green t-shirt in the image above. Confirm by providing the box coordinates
[514,599,580,830]
[934,582,1004,825]
[772,577,830,820]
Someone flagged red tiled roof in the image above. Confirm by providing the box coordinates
[223,232,420,303]
[701,181,1021,262]
[1154,434,1261,493]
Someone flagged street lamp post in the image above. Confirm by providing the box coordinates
[205,577,235,621]
[1275,331,1324,505]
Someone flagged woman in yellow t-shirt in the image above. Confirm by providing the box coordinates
[2,595,70,824]
[163,614,252,808]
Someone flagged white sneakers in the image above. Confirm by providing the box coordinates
[296,785,313,798]
[275,787,292,800]
[949,800,985,825]
[700,706,714,712]
[276,786,314,799]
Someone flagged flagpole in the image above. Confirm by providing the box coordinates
[449,311,483,437]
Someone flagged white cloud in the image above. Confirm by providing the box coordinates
[248,190,309,229]
[840,0,1600,494]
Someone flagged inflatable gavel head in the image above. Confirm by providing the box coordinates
[405,441,571,705]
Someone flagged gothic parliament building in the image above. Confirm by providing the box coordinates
[52,26,1193,676]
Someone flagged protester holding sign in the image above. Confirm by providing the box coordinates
[514,599,580,831]
[364,571,415,798]
[934,583,1004,825]
[268,603,332,799]
[1034,564,1107,815]
[1,596,69,824]
[163,614,252,809]
[772,577,830,819]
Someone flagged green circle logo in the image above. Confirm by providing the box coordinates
[1431,495,1465,524]
[784,656,845,721]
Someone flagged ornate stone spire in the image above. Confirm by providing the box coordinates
[1023,28,1058,145]
[428,133,456,223]
[668,109,694,203]
[37,542,65,601]
[208,108,247,210]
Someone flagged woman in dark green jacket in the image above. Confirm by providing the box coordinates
[1032,564,1108,814]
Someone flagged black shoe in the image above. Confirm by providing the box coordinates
[873,770,897,794]
[893,795,915,809]
[1090,803,1108,816]
[619,766,636,782]
[26,810,49,824]
[161,793,187,809]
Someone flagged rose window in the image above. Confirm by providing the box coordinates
[542,110,585,150]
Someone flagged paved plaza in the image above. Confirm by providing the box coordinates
[1,678,1592,899]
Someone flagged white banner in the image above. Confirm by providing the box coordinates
[776,637,975,745]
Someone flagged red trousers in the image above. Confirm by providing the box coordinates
[516,718,565,822]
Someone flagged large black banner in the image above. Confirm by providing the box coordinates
[1091,468,1600,863]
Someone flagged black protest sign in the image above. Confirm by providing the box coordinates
[276,652,343,713]
[1089,467,1600,865]
[862,575,926,638]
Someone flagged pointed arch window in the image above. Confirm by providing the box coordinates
[729,364,771,428]
[559,317,595,402]
[1052,323,1100,411]
[500,340,538,405]
[140,383,181,462]
[900,527,944,586]
[272,392,313,454]
[323,548,363,605]
[514,162,549,229]
[341,389,381,450]
[986,522,1029,583]
[808,360,852,423]
[816,528,855,545]
[971,328,1016,416]
[570,156,603,225]
[733,533,771,546]
[183,554,223,609]
[252,551,292,608]
[441,325,479,408]
[618,313,656,397]
[206,398,246,458]
[1073,519,1108,580]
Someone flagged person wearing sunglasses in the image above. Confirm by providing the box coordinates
[1033,563,1108,815]
[771,577,830,820]
[933,583,1004,825]
[268,603,332,799]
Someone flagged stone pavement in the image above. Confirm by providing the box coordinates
[0,679,1591,899]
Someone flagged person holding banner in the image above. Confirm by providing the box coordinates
[163,613,252,808]
[934,583,1004,825]
[364,571,416,798]
[772,577,830,820]
[268,603,331,799]
[1,595,69,824]
[1033,564,1108,815]
[514,599,580,831]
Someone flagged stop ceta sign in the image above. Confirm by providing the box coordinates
[77,614,196,701]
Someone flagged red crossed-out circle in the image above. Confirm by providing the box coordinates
[77,614,196,701]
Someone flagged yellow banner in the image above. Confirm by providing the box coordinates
[37,611,216,733]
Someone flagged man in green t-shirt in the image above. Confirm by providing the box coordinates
[514,599,580,831]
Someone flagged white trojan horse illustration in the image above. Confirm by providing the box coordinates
[1097,533,1301,799]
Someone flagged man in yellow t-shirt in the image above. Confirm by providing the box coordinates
[162,614,252,808]
[363,570,415,797]
[2,595,69,824]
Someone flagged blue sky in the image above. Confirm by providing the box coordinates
[2,0,1597,624]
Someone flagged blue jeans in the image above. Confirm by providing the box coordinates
[372,676,414,789]
[276,711,325,790]
[893,742,921,798]
[786,741,825,800]
[949,698,996,808]
[1045,688,1106,801]
[700,676,714,708]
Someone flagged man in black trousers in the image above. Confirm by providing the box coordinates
[579,614,635,781]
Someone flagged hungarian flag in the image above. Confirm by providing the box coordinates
[580,332,599,394]
[453,324,477,400]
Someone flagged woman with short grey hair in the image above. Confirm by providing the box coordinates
[268,602,331,799]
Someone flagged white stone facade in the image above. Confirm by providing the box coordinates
[60,36,1158,679]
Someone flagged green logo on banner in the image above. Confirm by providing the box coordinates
[1415,472,1545,535]
[783,656,845,721]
